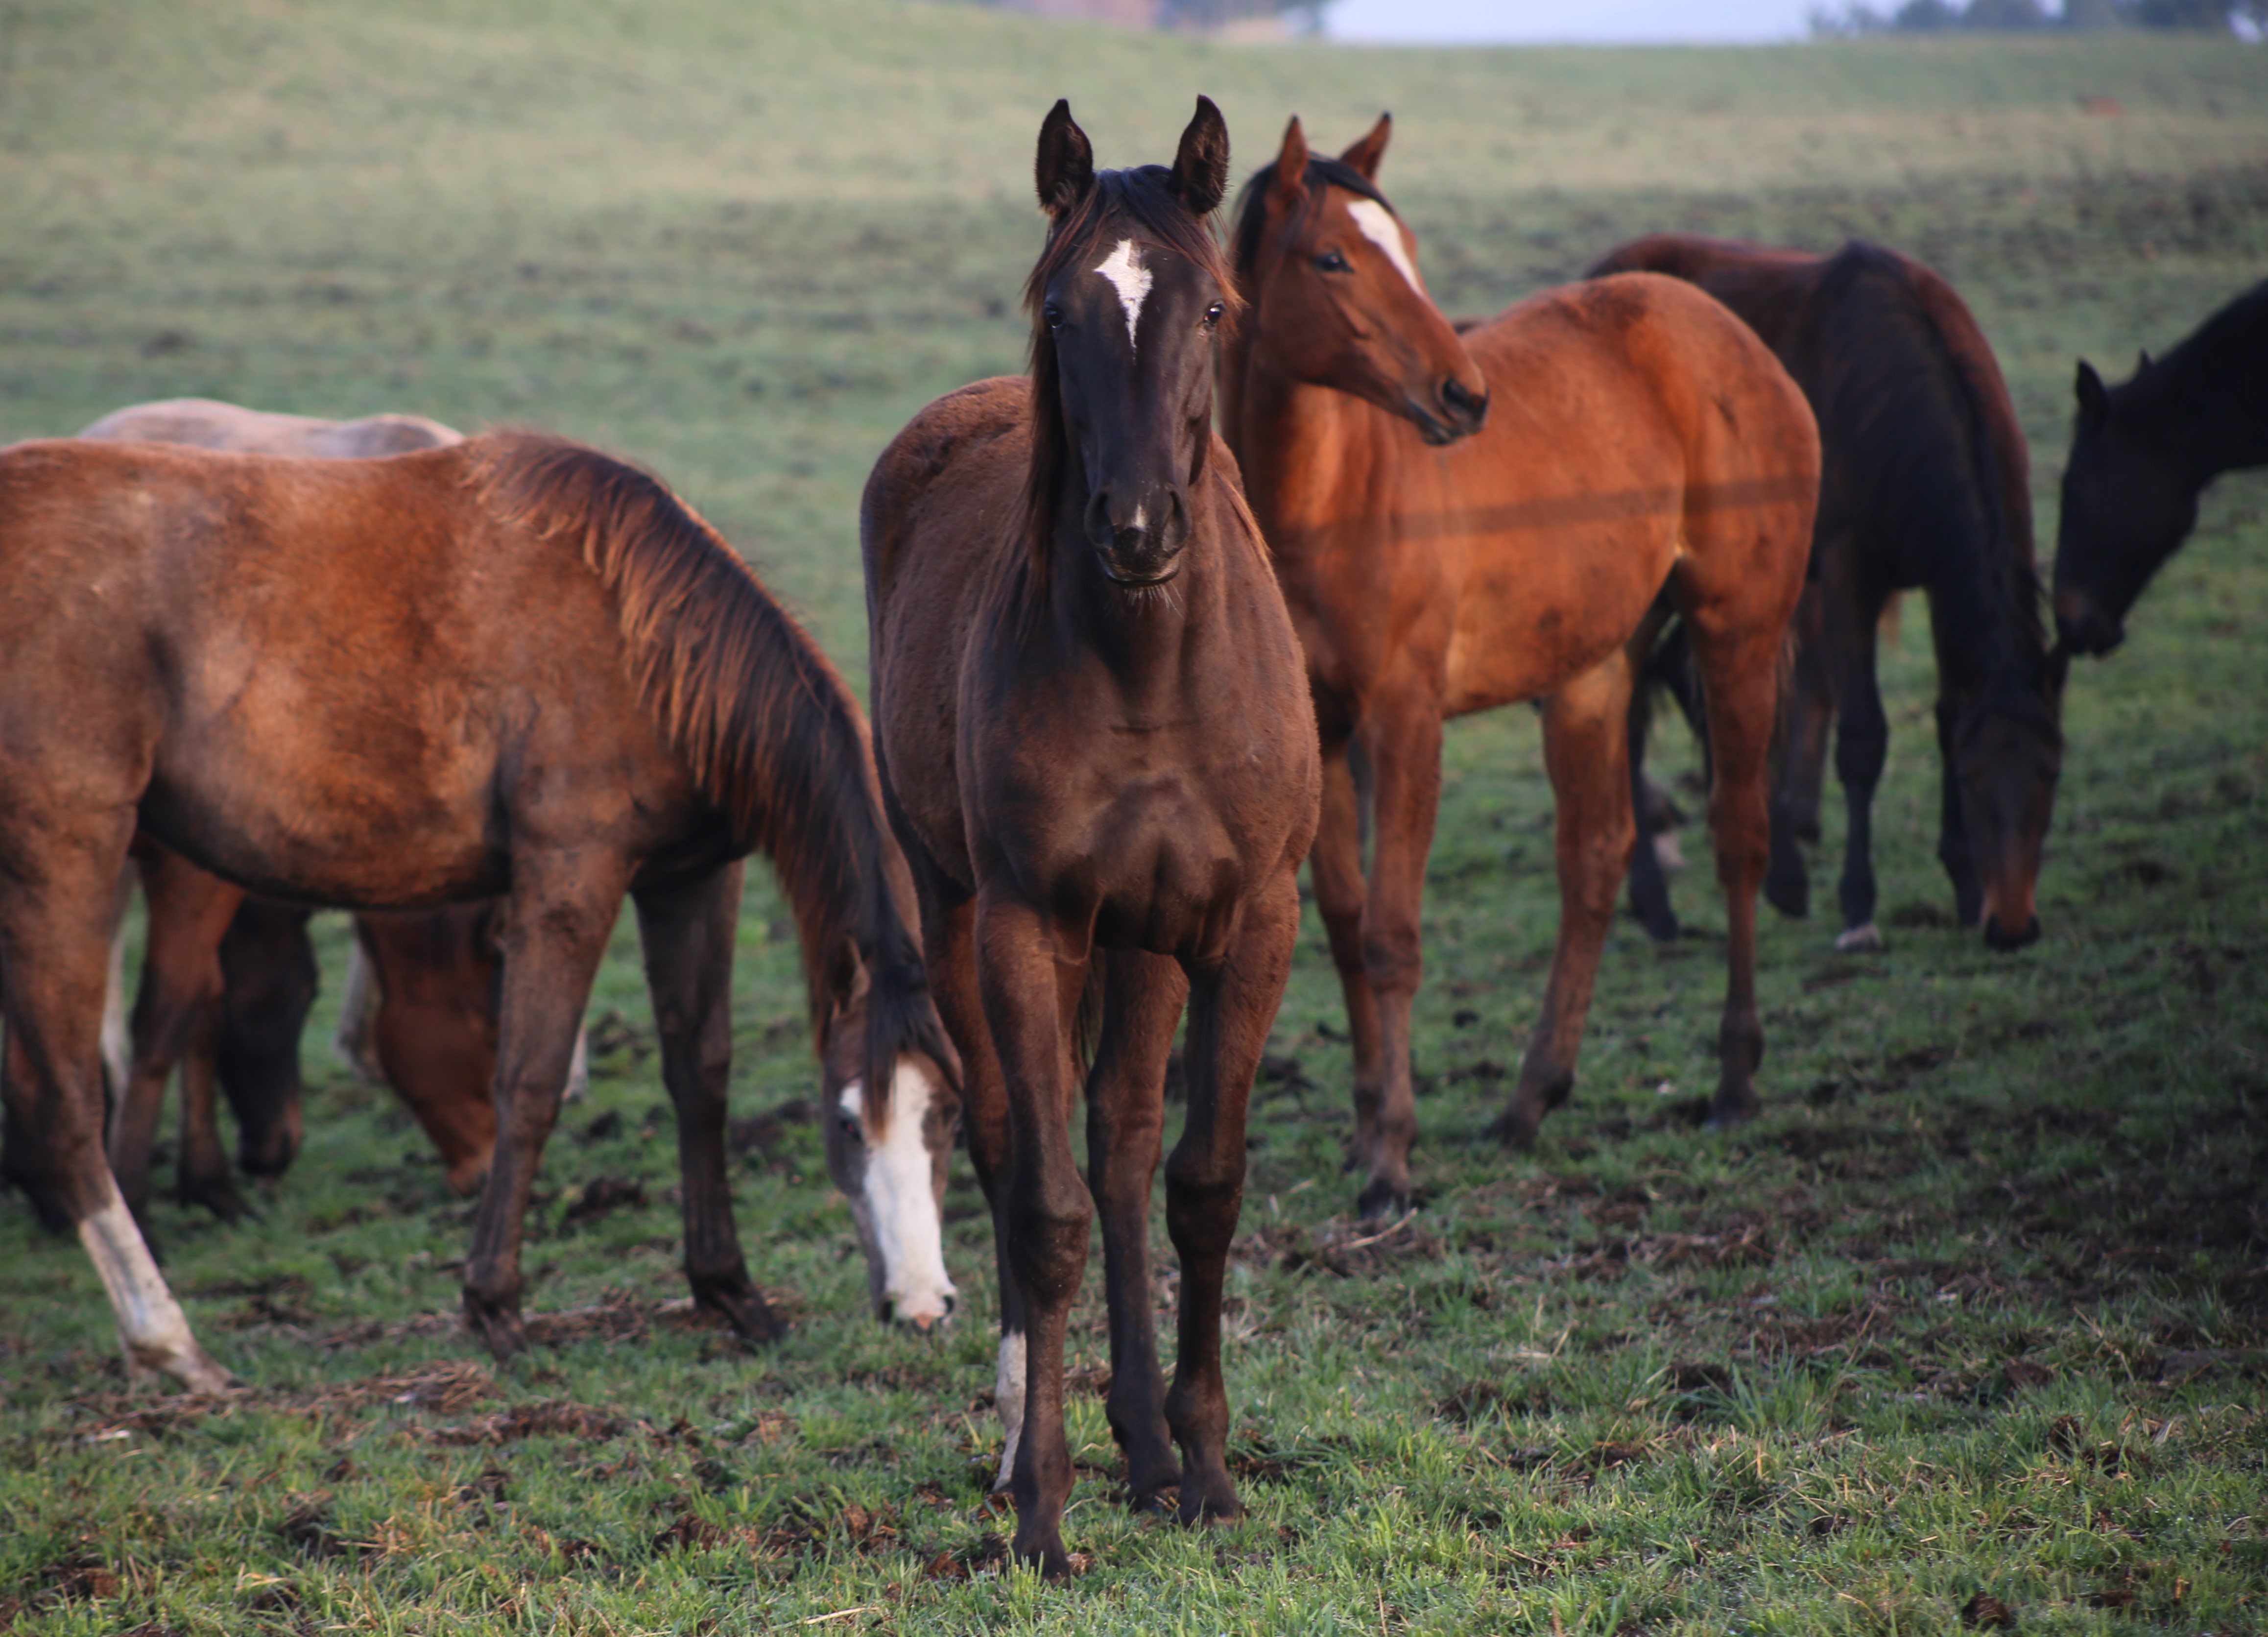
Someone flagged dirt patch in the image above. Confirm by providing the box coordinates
[429,1400,628,1446]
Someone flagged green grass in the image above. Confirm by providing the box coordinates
[1,2,2264,1632]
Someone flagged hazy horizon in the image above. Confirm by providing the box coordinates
[1323,0,1817,44]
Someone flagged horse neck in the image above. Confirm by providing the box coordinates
[2126,311,2268,485]
[1220,343,1399,558]
[1042,485,1219,696]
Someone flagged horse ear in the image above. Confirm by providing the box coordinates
[1035,98,1095,217]
[1168,94,1231,217]
[1271,115,1310,209]
[1339,112,1391,181]
[2075,359,2109,430]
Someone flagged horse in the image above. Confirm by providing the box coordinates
[1589,235,2065,955]
[862,98,1319,1575]
[64,397,587,1222]
[2055,278,2268,655]
[0,431,958,1390]
[1221,115,1816,1208]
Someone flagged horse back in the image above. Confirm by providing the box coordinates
[76,397,463,457]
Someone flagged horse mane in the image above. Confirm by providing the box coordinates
[2112,276,2268,443]
[1021,165,1241,606]
[1816,242,2050,708]
[470,433,944,1116]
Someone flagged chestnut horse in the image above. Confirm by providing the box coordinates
[1222,117,1817,1207]
[2056,278,2268,656]
[864,100,1319,1575]
[0,432,957,1389]
[1591,235,2065,953]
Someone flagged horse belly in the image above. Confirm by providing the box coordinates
[1441,536,1671,716]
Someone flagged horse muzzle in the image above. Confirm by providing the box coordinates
[2052,589,2124,656]
[1983,913,2042,952]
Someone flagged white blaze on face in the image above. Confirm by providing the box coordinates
[1346,199,1424,296]
[77,1187,232,1392]
[1094,238,1153,354]
[993,1328,1027,1492]
[837,1060,956,1326]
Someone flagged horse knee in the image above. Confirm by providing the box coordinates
[1360,931,1422,996]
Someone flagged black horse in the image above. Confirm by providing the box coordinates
[2055,279,2268,656]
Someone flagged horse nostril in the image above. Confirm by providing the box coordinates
[1440,377,1484,420]
[879,1297,896,1325]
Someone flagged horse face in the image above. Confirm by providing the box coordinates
[2054,361,2197,655]
[1248,117,1488,446]
[1952,685,2064,952]
[822,1031,959,1330]
[1042,240,1225,586]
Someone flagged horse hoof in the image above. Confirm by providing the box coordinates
[1483,1105,1541,1150]
[1129,1479,1181,1517]
[1012,1531,1080,1580]
[180,1178,255,1224]
[1833,922,1885,954]
[1178,1478,1243,1527]
[694,1278,787,1347]
[462,1291,529,1360]
[1765,874,1811,920]
[1354,1176,1409,1221]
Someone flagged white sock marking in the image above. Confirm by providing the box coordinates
[1347,199,1425,295]
[838,1061,956,1326]
[994,1328,1027,1491]
[1094,238,1152,353]
[78,1189,229,1391]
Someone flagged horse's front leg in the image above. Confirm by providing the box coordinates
[1351,697,1444,1218]
[460,859,626,1360]
[1168,867,1299,1524]
[1084,948,1187,1514]
[1828,593,1889,952]
[1308,739,1384,1174]
[1494,654,1638,1149]
[974,890,1090,1578]
[634,859,780,1345]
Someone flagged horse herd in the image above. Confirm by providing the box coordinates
[2,98,2259,1574]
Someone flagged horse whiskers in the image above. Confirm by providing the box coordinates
[1117,576,1184,615]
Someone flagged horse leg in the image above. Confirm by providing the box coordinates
[1351,698,1444,1218]
[634,860,777,1343]
[460,861,624,1360]
[1168,868,1299,1525]
[1494,655,1638,1148]
[0,1027,72,1231]
[976,891,1090,1577]
[1766,581,1832,919]
[1624,626,1681,943]
[215,900,316,1182]
[112,848,243,1222]
[1685,620,1784,1129]
[1308,739,1383,1171]
[0,817,231,1391]
[100,861,134,1105]
[332,937,384,1082]
[1932,693,1983,928]
[1084,948,1187,1513]
[1828,594,1890,953]
[173,998,247,1222]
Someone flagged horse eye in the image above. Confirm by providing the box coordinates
[837,1111,862,1139]
[1203,302,1224,329]
[1043,303,1065,330]
[1315,251,1350,274]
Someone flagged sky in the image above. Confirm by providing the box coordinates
[1322,0,1819,43]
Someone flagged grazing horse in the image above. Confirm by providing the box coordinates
[863,99,1318,1575]
[1590,235,2064,954]
[1222,116,1816,1204]
[2055,278,2268,655]
[0,432,958,1389]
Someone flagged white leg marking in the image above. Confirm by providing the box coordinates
[994,1328,1027,1492]
[1834,921,1885,954]
[1651,831,1688,874]
[563,1023,590,1103]
[839,1060,957,1327]
[1346,198,1425,295]
[333,938,382,1081]
[78,1188,231,1392]
[1094,238,1152,353]
[101,921,130,1103]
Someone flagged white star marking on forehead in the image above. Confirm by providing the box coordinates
[1094,238,1153,353]
[1346,199,1424,296]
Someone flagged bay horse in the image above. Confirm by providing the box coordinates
[863,99,1319,1575]
[0,431,958,1390]
[2056,278,2268,655]
[65,397,586,1221]
[1222,115,1816,1206]
[1590,235,2065,954]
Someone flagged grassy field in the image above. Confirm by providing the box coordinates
[2,2,2266,1632]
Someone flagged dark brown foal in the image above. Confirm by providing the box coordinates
[863,99,1319,1574]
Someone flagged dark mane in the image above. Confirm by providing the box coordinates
[472,433,942,1114]
[1021,166,1241,601]
[2113,277,2268,447]
[1229,155,1394,285]
[1815,242,2050,711]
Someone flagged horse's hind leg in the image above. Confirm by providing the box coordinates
[0,818,230,1391]
[1493,654,1639,1149]
[173,1001,246,1222]
[1766,582,1832,920]
[1085,948,1188,1514]
[1307,740,1384,1169]
[634,860,779,1344]
[1932,693,1983,928]
[1827,593,1889,953]
[1625,618,1684,943]
[1167,867,1299,1527]
[461,859,626,1359]
[112,847,244,1221]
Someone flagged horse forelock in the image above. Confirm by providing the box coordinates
[1229,155,1396,287]
[467,432,909,1044]
[1020,168,1241,604]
